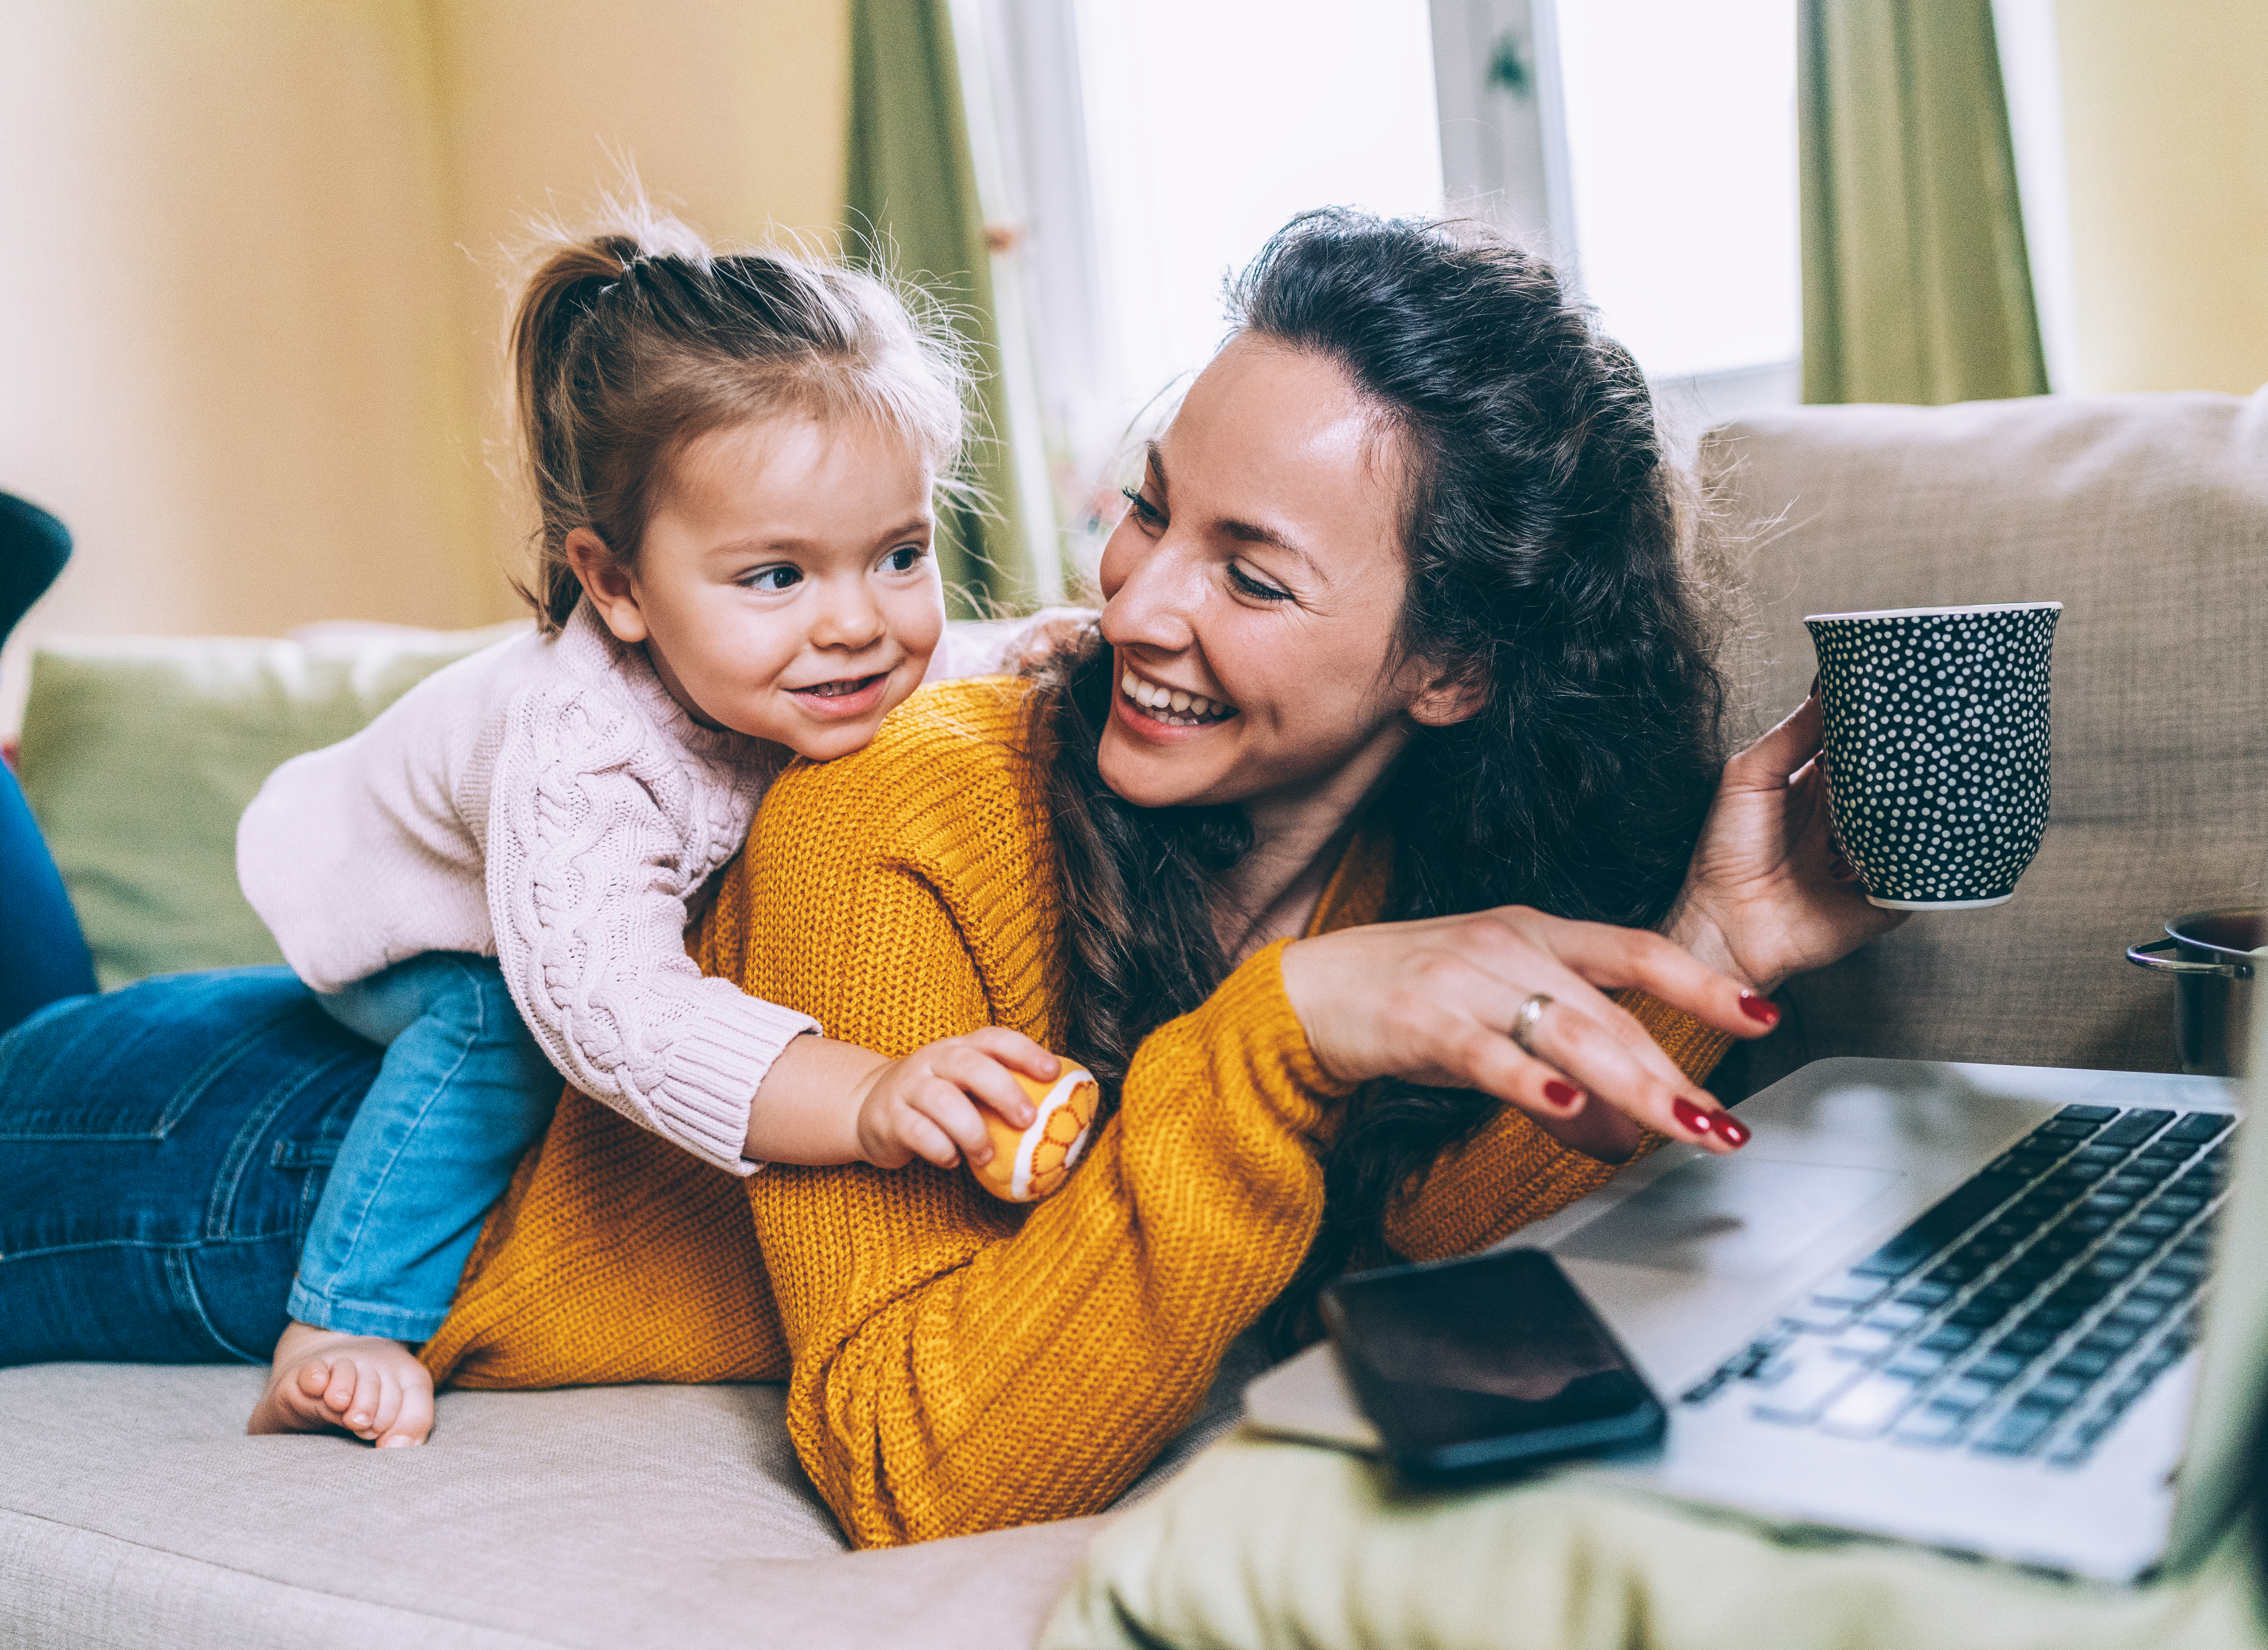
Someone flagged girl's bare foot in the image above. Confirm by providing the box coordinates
[247,1320,434,1446]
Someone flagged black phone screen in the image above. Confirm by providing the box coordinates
[1322,1247,1664,1483]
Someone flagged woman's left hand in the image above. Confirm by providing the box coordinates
[1663,689,1905,996]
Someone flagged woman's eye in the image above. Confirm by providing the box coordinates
[746,565,802,592]
[1119,485,1166,532]
[882,544,925,573]
[1228,562,1293,603]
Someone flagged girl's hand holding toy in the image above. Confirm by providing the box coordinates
[847,1028,1096,1202]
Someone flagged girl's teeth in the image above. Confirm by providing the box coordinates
[1169,691,1190,712]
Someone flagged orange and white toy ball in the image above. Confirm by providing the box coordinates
[973,1066,1099,1203]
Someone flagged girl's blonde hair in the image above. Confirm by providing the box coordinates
[507,200,969,634]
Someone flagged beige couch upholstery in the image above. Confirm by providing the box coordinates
[5,388,2262,1648]
[1704,389,2268,1098]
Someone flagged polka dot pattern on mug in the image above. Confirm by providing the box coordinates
[1804,603,2060,909]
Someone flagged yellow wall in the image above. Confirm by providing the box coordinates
[2057,0,2268,394]
[428,0,852,580]
[1,0,849,728]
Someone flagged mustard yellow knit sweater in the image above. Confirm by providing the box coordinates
[421,677,1730,1546]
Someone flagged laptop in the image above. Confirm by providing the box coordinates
[1245,994,2268,1584]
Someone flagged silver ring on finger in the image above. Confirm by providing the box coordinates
[1510,992,1554,1056]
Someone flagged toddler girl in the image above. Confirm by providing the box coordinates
[236,205,1062,1448]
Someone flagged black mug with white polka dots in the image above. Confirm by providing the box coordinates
[1804,602,2062,911]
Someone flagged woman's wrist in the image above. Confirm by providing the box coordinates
[1658,897,1776,997]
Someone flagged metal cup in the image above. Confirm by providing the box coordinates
[2127,908,2263,1077]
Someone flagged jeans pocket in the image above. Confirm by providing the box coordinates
[0,967,310,1140]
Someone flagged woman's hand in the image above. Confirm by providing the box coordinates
[1278,908,1782,1162]
[1663,689,1905,996]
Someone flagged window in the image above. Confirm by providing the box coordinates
[966,0,1806,568]
[1436,0,1801,422]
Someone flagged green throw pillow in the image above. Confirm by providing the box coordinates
[17,622,528,988]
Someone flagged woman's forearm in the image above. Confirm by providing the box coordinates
[751,941,1343,1546]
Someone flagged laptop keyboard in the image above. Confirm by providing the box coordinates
[1680,1104,2232,1467]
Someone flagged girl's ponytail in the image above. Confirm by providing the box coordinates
[501,200,968,636]
[508,235,646,631]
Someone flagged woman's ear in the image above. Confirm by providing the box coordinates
[564,529,648,644]
[1407,660,1489,728]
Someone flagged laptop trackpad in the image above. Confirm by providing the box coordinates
[1557,1157,1902,1276]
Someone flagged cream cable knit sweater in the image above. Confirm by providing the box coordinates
[237,600,1070,1175]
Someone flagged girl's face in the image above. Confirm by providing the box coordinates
[1095,336,1470,821]
[571,414,945,760]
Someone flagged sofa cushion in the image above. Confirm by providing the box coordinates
[1699,389,2268,1090]
[0,1363,1100,1650]
[15,622,526,988]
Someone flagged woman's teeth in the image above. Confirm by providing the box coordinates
[1121,671,1236,726]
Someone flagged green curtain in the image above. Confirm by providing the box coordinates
[845,0,1034,615]
[1799,0,2049,405]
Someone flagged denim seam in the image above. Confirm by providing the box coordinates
[0,1233,295,1265]
[285,1278,450,1340]
[203,1044,372,1242]
[302,962,492,1291]
[161,1245,264,1364]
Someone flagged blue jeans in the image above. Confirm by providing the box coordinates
[293,952,560,1340]
[0,968,380,1363]
[0,761,97,1037]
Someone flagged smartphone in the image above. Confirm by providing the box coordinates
[1320,1247,1665,1486]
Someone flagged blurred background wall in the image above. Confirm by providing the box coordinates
[0,0,849,727]
[2056,0,2268,396]
[2,0,2263,732]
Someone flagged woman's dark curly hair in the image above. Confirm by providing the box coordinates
[1022,209,1726,1349]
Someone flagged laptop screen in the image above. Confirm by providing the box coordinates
[2162,967,2268,1571]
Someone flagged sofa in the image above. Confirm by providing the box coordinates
[4,387,2263,1649]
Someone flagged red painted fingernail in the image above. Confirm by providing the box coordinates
[1671,1098,1713,1137]
[1738,990,1780,1027]
[1712,1112,1752,1147]
[1543,1080,1581,1108]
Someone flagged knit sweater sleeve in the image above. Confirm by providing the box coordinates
[715,694,1348,1542]
[484,684,815,1174]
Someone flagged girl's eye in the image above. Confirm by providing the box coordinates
[1228,562,1293,603]
[881,544,925,573]
[746,565,802,592]
[1119,485,1166,532]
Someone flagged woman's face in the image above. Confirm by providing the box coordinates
[1096,335,1459,820]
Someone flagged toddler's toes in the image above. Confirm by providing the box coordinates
[294,1358,333,1400]
[326,1360,366,1425]
[378,1367,436,1448]
[362,1370,405,1442]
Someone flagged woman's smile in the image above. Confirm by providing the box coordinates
[1116,662,1239,730]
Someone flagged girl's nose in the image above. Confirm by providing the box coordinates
[807,578,886,650]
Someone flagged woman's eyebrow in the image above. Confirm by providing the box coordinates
[1220,517,1321,578]
[1149,440,1320,577]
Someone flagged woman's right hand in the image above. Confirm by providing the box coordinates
[1277,907,1781,1162]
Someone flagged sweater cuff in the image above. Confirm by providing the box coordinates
[660,990,821,1175]
[1610,988,1736,1086]
[1190,939,1363,1136]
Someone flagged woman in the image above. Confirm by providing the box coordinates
[0,212,1888,1544]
